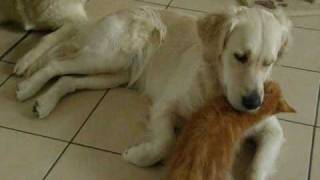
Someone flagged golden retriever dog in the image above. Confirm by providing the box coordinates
[0,0,88,75]
[15,6,291,180]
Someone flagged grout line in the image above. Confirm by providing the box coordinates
[280,65,320,74]
[0,125,69,143]
[166,0,174,9]
[0,32,29,61]
[315,83,320,131]
[134,0,169,7]
[71,142,121,155]
[0,74,13,88]
[168,5,209,13]
[307,83,320,180]
[41,142,69,180]
[42,90,109,180]
[278,118,314,127]
[294,26,320,32]
[69,90,109,143]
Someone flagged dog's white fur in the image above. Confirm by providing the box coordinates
[0,0,88,75]
[14,6,291,180]
[0,0,88,30]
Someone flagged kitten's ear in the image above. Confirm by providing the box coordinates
[276,98,296,113]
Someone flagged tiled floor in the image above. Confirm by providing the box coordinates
[0,0,319,180]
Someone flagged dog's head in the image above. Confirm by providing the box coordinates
[198,6,291,112]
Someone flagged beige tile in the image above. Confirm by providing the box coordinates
[170,0,238,13]
[272,121,313,180]
[46,144,164,180]
[311,128,320,180]
[0,27,25,57]
[272,66,320,125]
[168,7,207,17]
[0,77,105,140]
[0,62,13,84]
[0,127,66,180]
[283,0,320,16]
[292,16,320,30]
[3,33,45,63]
[74,88,149,153]
[281,28,320,72]
[86,0,135,22]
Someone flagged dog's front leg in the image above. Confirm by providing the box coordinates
[14,23,76,76]
[123,101,176,167]
[248,116,285,180]
[33,72,129,118]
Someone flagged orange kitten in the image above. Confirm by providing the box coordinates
[168,81,295,180]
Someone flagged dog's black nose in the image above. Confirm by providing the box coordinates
[242,91,262,110]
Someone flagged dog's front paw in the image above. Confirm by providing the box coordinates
[122,143,159,167]
[33,97,55,118]
[16,81,33,101]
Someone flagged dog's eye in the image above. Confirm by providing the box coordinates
[234,53,248,64]
[263,61,273,67]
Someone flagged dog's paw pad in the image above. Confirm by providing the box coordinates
[33,101,40,118]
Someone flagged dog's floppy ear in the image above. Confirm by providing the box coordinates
[197,7,241,60]
[272,9,292,58]
[197,14,232,50]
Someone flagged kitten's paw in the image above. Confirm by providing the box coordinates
[122,143,158,167]
[33,97,55,118]
[16,81,33,101]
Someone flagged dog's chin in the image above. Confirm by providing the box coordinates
[243,107,260,113]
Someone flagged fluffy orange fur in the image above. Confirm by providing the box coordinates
[168,81,295,180]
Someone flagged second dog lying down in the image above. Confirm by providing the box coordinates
[168,81,295,180]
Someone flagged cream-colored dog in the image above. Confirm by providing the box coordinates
[0,0,88,75]
[15,6,291,180]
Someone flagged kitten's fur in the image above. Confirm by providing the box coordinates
[168,81,295,180]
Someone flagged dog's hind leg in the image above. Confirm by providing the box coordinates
[33,72,129,118]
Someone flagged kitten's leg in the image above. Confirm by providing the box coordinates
[34,72,129,118]
[123,101,176,167]
[248,116,284,180]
